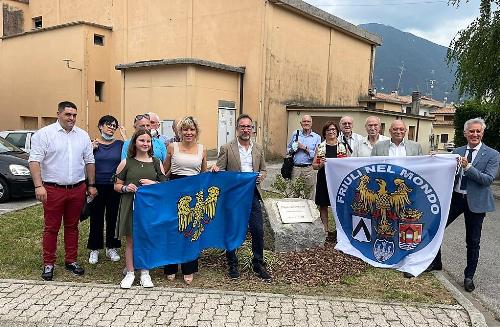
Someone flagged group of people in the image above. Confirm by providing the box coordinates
[286,114,499,292]
[28,101,271,289]
[26,100,499,293]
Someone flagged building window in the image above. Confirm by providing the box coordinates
[21,116,38,129]
[95,81,104,102]
[94,34,104,46]
[367,102,376,109]
[32,16,42,29]
[408,126,415,140]
[444,116,454,121]
[440,134,449,143]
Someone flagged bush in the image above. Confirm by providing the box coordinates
[271,174,312,199]
[453,100,500,151]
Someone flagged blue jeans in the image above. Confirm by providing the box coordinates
[434,192,485,278]
[226,190,264,266]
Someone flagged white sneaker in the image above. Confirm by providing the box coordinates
[106,248,120,262]
[120,271,135,289]
[140,270,154,288]
[88,250,99,264]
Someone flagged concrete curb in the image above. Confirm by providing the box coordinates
[0,200,39,216]
[433,272,487,327]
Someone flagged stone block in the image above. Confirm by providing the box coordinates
[262,198,326,252]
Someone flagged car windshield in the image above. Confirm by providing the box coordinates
[5,133,27,148]
[0,137,23,153]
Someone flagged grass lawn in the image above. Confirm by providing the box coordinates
[0,205,455,305]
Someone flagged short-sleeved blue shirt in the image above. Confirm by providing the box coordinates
[121,137,167,162]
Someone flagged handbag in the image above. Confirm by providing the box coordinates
[281,130,300,179]
[80,196,93,222]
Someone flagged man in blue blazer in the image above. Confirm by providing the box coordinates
[431,118,499,292]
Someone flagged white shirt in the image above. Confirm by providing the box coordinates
[339,132,363,153]
[454,143,482,194]
[29,121,95,185]
[238,140,254,173]
[389,140,407,157]
[353,134,390,157]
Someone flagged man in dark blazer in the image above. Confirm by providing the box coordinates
[431,118,499,292]
[371,119,423,156]
[214,114,271,281]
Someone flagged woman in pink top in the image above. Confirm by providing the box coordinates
[163,116,207,285]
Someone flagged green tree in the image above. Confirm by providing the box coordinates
[453,100,500,150]
[447,0,500,103]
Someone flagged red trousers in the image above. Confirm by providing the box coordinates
[42,183,86,265]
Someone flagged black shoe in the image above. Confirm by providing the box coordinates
[464,278,475,292]
[65,262,85,276]
[253,263,271,281]
[425,263,443,272]
[41,265,54,281]
[403,272,414,278]
[228,265,240,279]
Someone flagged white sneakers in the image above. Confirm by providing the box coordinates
[89,248,120,264]
[120,271,135,289]
[120,270,154,289]
[140,270,154,288]
[88,250,99,264]
[106,248,120,262]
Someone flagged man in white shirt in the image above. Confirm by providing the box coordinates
[29,101,96,281]
[214,114,270,281]
[371,119,422,157]
[352,116,389,157]
[339,116,363,155]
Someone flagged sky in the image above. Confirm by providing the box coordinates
[303,0,481,47]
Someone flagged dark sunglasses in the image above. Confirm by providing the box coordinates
[134,113,150,122]
[104,122,118,129]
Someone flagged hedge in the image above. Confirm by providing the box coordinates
[453,100,500,151]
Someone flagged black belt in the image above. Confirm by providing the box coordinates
[294,164,312,168]
[453,191,467,199]
[43,181,85,189]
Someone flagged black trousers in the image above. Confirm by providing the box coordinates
[433,192,485,279]
[227,189,264,267]
[87,184,121,250]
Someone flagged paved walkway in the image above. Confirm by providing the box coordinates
[0,279,473,327]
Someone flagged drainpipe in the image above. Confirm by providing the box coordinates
[239,72,244,115]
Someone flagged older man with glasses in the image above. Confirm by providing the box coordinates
[120,114,167,166]
[147,112,169,148]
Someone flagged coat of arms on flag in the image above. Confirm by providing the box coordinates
[325,155,457,276]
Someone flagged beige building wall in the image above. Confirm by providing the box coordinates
[0,25,85,129]
[434,125,455,151]
[1,0,380,157]
[0,23,112,137]
[265,5,376,157]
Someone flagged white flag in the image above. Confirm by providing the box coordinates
[325,155,458,277]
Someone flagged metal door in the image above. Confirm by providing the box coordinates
[217,109,236,150]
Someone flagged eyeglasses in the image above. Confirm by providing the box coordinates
[326,128,337,133]
[134,113,150,122]
[238,125,253,130]
[105,122,118,129]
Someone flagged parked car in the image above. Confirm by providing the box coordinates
[0,137,34,203]
[0,130,36,153]
[445,142,455,152]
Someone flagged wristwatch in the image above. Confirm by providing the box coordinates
[87,183,96,187]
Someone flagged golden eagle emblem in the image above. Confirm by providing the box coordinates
[177,186,220,241]
[352,175,421,237]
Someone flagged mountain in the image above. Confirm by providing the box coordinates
[359,23,459,102]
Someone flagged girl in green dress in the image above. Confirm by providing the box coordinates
[114,129,166,289]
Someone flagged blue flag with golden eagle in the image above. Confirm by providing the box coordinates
[132,171,258,269]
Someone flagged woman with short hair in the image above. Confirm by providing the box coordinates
[312,121,349,232]
[87,115,123,264]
